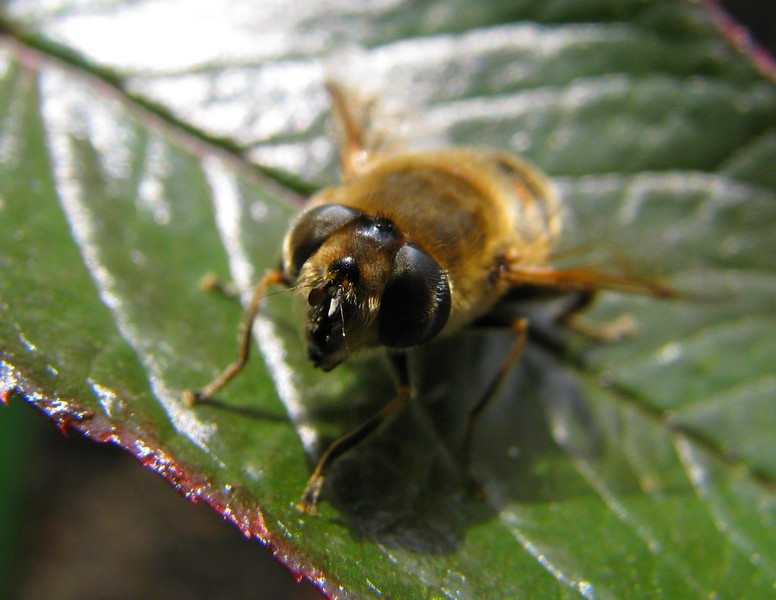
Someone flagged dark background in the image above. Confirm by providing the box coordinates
[720,0,776,58]
[1,2,774,599]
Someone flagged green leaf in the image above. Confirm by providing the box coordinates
[1,1,775,597]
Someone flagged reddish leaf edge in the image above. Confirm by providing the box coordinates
[704,0,776,82]
[0,361,343,600]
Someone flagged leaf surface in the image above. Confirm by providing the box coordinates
[1,1,775,597]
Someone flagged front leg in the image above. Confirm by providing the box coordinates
[183,269,287,405]
[297,352,413,514]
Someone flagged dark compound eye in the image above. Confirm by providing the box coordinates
[286,204,362,275]
[354,215,401,247]
[378,244,451,348]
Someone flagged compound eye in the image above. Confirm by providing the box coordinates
[285,205,362,275]
[378,244,451,348]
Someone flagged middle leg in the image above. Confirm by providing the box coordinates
[463,317,529,459]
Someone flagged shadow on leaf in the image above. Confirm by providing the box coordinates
[308,318,620,555]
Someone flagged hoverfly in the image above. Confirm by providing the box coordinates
[184,82,673,513]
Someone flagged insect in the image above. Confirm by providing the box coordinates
[184,82,674,513]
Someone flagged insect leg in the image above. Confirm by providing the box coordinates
[556,291,637,341]
[500,261,669,340]
[463,318,528,458]
[297,352,412,514]
[183,269,287,405]
[498,263,676,298]
[556,290,596,321]
[198,271,241,299]
[325,81,371,180]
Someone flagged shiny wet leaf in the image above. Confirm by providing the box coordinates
[1,1,775,597]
